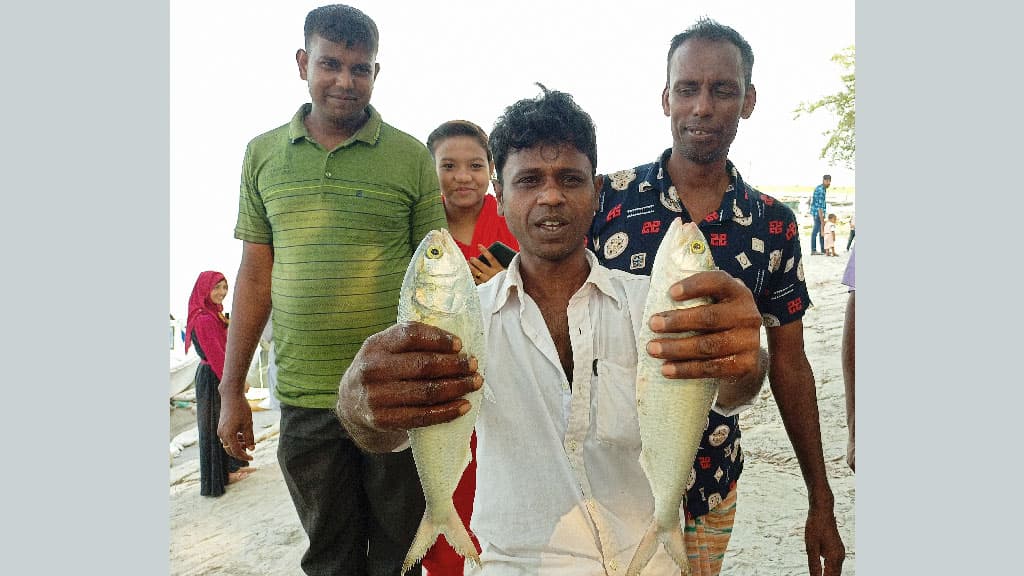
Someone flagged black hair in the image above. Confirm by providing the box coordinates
[666,17,754,87]
[304,4,379,55]
[488,83,597,184]
[823,174,832,181]
[426,120,492,164]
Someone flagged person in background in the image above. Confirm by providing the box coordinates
[217,5,446,575]
[427,120,519,286]
[335,84,766,576]
[185,271,252,497]
[841,247,855,471]
[588,18,845,575]
[418,120,519,575]
[845,212,856,252]
[810,174,831,255]
[824,213,838,257]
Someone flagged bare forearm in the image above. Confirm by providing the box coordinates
[767,323,834,506]
[221,243,273,395]
[771,367,833,506]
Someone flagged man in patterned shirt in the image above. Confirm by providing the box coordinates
[810,174,832,255]
[589,18,845,576]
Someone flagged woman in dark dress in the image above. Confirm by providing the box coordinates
[185,270,251,496]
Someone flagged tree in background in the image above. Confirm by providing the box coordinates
[794,46,855,170]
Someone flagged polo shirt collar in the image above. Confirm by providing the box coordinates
[489,250,624,315]
[287,103,384,146]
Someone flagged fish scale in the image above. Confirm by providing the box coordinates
[626,218,719,576]
[398,229,485,574]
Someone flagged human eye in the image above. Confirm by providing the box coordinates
[352,64,373,76]
[440,162,454,170]
[471,162,486,170]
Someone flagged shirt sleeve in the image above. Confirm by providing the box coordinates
[193,314,227,380]
[234,141,273,244]
[409,149,448,248]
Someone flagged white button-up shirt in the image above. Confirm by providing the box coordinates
[467,251,681,576]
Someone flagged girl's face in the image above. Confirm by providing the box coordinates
[435,136,493,211]
[209,279,228,305]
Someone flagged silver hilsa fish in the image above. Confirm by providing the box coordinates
[398,229,485,573]
[626,218,719,576]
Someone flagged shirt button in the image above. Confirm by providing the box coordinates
[568,440,578,451]
[609,559,619,572]
[325,171,332,178]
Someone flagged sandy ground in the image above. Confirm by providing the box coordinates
[168,229,856,576]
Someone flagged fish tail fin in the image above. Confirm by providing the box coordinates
[625,520,691,576]
[658,524,691,576]
[440,508,481,568]
[401,513,439,575]
[400,508,481,574]
[625,520,659,576]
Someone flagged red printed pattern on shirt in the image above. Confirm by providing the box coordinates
[641,220,661,235]
[606,204,622,222]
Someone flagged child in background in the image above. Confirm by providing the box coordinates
[824,213,838,257]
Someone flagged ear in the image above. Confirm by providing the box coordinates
[297,49,309,81]
[740,83,756,119]
[662,85,671,116]
[373,62,380,80]
[591,174,604,213]
[493,180,505,216]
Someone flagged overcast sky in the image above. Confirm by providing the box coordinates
[169,0,855,319]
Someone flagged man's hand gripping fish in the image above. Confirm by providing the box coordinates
[399,229,485,573]
[626,219,720,576]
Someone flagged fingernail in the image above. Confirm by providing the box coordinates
[473,374,484,390]
[467,356,478,372]
[647,341,662,356]
[457,401,471,416]
[451,335,462,352]
[649,315,665,332]
[670,284,685,299]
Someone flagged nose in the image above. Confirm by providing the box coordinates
[335,69,355,90]
[536,180,566,206]
[692,88,713,117]
[454,168,472,183]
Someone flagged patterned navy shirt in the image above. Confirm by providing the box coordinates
[588,149,812,518]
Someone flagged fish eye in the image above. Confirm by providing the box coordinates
[689,241,706,254]
[426,245,443,259]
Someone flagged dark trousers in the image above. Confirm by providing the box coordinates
[846,228,856,250]
[278,404,425,576]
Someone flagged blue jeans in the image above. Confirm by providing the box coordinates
[811,216,823,253]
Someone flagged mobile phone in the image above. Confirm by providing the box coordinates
[479,241,517,268]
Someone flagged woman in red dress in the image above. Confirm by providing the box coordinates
[185,271,252,496]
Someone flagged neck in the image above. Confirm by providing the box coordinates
[445,198,485,226]
[518,251,590,303]
[666,152,732,219]
[305,107,369,149]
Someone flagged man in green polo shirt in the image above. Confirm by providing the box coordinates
[217,5,447,575]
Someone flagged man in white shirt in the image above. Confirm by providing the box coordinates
[336,85,766,575]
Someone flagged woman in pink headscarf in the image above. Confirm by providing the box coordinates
[186,271,251,496]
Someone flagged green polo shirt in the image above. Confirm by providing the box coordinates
[235,104,447,409]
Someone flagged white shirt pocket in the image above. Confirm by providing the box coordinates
[594,360,641,449]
